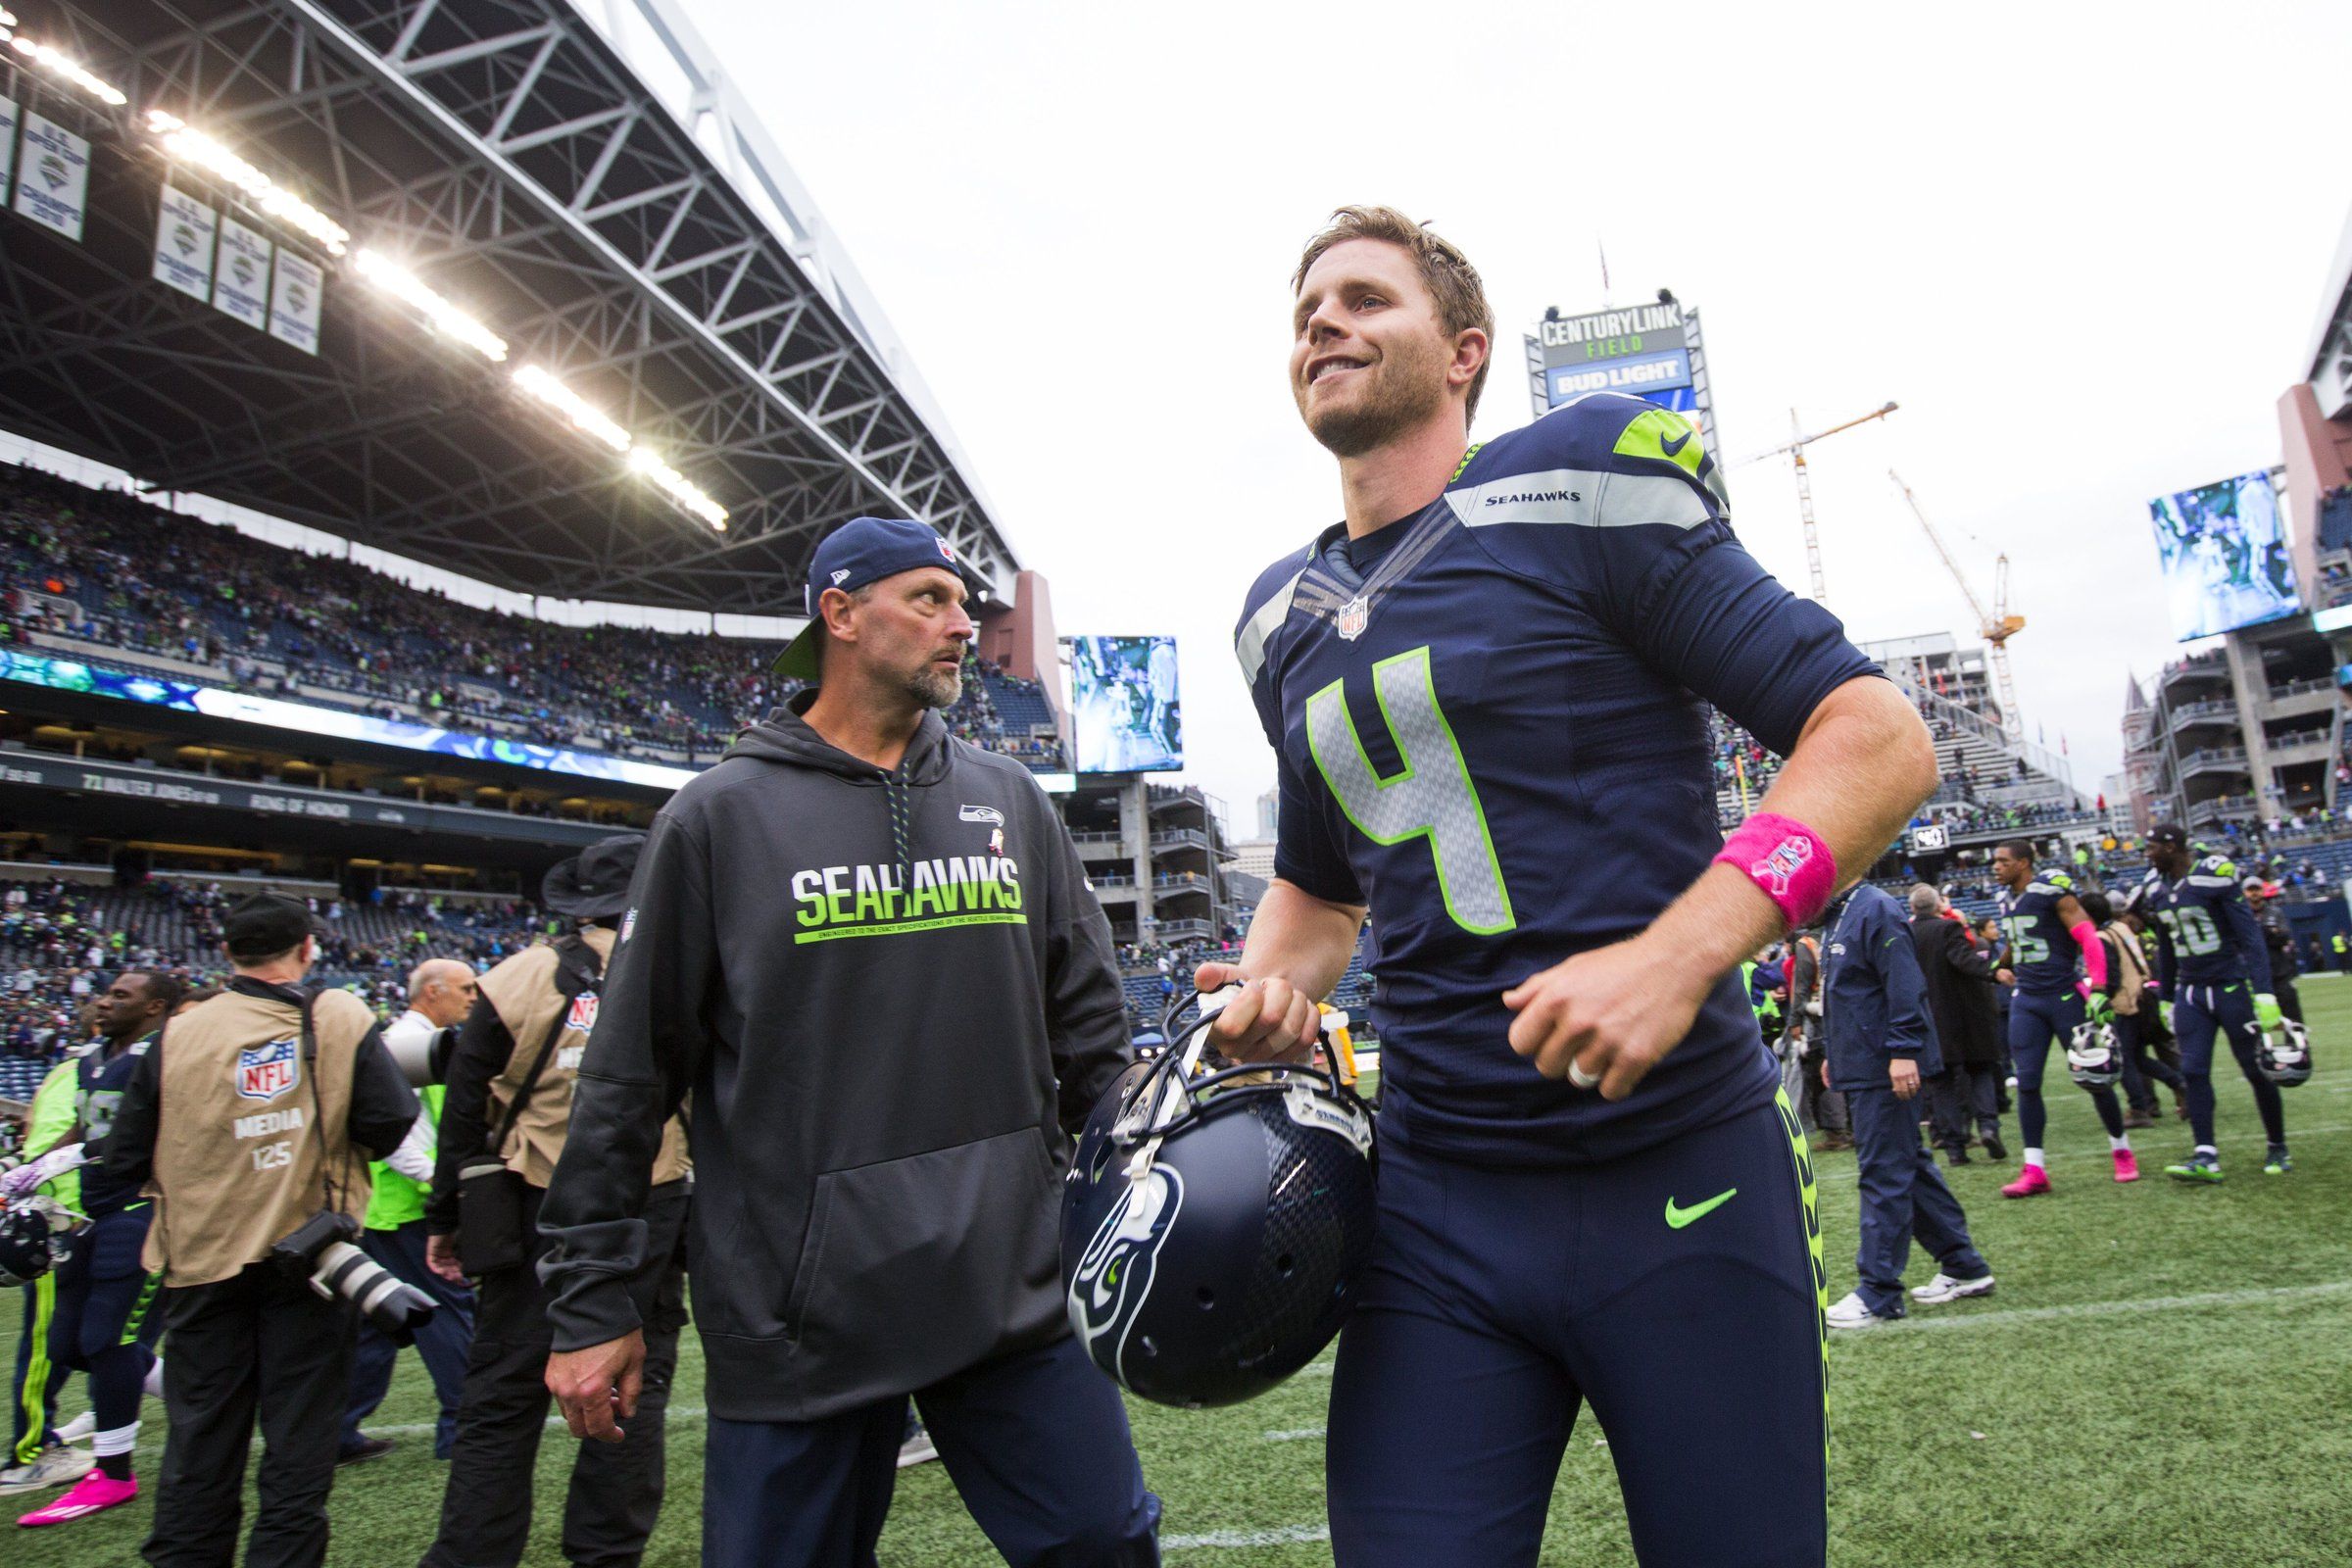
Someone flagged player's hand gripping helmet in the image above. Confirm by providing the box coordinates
[2066,1020,2123,1088]
[2257,1018,2314,1087]
[1060,987,1377,1408]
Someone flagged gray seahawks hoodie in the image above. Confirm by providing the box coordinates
[538,693,1133,1421]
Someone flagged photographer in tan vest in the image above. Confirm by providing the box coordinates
[96,894,419,1568]
[418,837,689,1568]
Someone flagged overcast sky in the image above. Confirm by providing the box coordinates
[678,0,2351,828]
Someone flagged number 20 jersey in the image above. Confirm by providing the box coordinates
[1237,393,1881,1167]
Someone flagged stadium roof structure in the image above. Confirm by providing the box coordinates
[0,0,1018,612]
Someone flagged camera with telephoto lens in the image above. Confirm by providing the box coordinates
[386,1024,462,1088]
[272,1211,437,1345]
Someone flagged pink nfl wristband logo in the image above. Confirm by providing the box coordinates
[1716,813,1837,930]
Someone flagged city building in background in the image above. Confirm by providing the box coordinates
[2121,202,2352,835]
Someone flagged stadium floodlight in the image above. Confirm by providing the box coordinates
[352,248,507,362]
[513,366,631,454]
[10,34,129,107]
[627,447,728,531]
[145,111,348,254]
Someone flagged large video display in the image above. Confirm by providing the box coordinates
[1066,635,1182,773]
[0,649,699,791]
[2147,470,2300,641]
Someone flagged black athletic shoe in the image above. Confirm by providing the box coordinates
[1980,1132,2008,1161]
[337,1437,396,1467]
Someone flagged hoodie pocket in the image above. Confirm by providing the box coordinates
[783,1127,1062,1389]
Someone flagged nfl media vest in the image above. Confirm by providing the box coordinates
[142,987,376,1288]
[476,928,689,1188]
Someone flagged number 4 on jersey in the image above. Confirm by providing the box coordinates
[1304,646,1516,936]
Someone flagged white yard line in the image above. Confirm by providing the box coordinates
[1167,1524,1332,1549]
[1880,1279,2352,1332]
[1812,1117,2351,1183]
[1260,1427,1324,1443]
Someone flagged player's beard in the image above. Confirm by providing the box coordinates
[906,662,960,710]
[1298,333,1453,459]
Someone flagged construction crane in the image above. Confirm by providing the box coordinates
[1735,401,1898,600]
[1890,468,2027,736]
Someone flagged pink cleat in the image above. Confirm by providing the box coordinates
[2000,1164,2051,1199]
[18,1469,136,1527]
[2113,1150,2140,1183]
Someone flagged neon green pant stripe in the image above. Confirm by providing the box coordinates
[119,1272,163,1348]
[1774,1086,1830,1460]
[14,1272,59,1465]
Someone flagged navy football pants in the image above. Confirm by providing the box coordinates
[1326,1094,1827,1568]
[2007,989,2124,1149]
[2174,982,2285,1151]
[702,1335,1159,1568]
[48,1204,160,1446]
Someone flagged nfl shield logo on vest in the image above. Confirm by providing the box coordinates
[1336,596,1370,641]
[236,1038,300,1101]
[565,993,600,1034]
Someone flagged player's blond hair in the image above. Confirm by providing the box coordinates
[1292,206,1494,422]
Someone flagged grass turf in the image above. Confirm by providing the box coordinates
[12,983,2352,1566]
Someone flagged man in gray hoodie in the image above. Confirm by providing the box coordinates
[537,517,1158,1568]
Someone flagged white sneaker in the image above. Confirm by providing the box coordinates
[143,1357,165,1400]
[896,1425,939,1469]
[0,1445,87,1495]
[1910,1272,1996,1305]
[1825,1291,1897,1330]
[53,1412,94,1446]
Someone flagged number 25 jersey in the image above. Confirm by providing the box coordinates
[1237,393,1882,1167]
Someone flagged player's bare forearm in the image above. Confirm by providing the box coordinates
[1197,877,1366,1061]
[1662,674,1938,980]
[1504,675,1935,1098]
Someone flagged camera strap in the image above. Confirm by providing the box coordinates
[297,985,357,1218]
[483,933,602,1161]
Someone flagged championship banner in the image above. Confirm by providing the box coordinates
[0,96,18,207]
[213,216,273,330]
[153,182,220,302]
[269,248,322,355]
[12,113,90,241]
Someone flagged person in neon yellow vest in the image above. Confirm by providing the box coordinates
[3,1055,84,1496]
[339,959,479,1464]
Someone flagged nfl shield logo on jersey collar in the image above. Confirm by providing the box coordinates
[1336,596,1370,641]
[236,1038,300,1101]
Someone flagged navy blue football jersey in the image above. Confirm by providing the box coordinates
[75,1034,153,1216]
[2139,855,2271,992]
[1236,393,1881,1165]
[1994,872,2082,996]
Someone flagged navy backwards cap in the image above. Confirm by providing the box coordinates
[773,516,972,679]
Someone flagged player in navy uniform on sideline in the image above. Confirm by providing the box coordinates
[2137,824,2290,1180]
[1986,840,2139,1195]
[1204,207,1937,1567]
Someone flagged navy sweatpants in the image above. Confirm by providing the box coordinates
[702,1334,1159,1568]
[341,1220,474,1459]
[2008,988,2124,1148]
[2174,982,2285,1151]
[1847,1086,1988,1317]
[1325,1093,1827,1568]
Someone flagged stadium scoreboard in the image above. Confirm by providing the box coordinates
[1525,296,1720,471]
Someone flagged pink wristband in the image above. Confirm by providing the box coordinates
[1715,812,1838,931]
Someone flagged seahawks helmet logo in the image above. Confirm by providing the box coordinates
[1068,1164,1185,1385]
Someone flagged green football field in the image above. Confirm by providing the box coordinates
[13,982,2352,1567]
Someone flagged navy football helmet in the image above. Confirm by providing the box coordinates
[1060,988,1377,1408]
[2258,1018,2313,1087]
[0,1202,59,1288]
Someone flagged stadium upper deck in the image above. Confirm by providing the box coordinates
[0,0,1011,612]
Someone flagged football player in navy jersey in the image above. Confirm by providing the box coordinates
[2138,824,2290,1180]
[1201,206,1937,1568]
[1986,841,2139,1195]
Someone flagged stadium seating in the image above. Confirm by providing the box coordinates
[0,464,1064,772]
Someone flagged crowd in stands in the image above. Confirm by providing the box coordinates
[0,464,1064,771]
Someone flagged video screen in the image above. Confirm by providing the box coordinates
[2147,470,2300,641]
[1066,635,1182,773]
